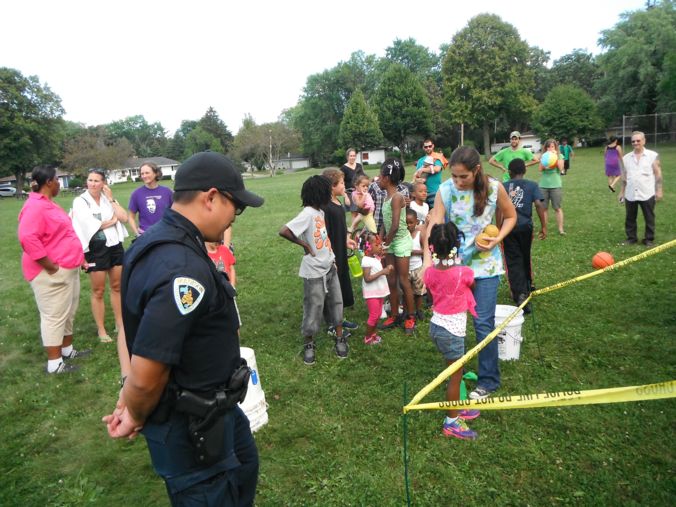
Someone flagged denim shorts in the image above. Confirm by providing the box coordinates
[429,322,465,360]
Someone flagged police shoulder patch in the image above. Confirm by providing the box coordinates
[173,276,205,315]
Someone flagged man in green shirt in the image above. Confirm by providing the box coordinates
[559,137,574,175]
[489,131,539,182]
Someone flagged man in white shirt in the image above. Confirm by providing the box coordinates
[619,131,663,246]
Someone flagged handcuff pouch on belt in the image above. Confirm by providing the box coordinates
[173,358,250,466]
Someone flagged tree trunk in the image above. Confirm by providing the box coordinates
[15,171,24,199]
[483,123,491,158]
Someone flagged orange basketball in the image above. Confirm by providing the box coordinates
[476,232,491,248]
[484,224,499,237]
[592,252,615,270]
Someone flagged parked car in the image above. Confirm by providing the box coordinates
[0,186,17,197]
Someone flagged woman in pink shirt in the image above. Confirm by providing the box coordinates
[18,166,91,374]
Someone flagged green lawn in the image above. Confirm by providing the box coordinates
[0,146,674,505]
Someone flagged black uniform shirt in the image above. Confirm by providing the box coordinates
[122,209,240,393]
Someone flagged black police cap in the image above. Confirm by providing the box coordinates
[174,152,264,208]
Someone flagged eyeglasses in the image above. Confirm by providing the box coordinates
[219,191,246,215]
[88,168,106,177]
[423,145,433,149]
[631,139,642,144]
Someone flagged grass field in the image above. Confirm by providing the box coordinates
[0,146,674,506]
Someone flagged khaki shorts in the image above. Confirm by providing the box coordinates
[30,267,80,346]
[540,187,563,210]
[408,265,427,296]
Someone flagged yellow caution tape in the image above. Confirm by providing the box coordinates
[404,380,676,413]
[403,240,676,413]
[532,239,676,296]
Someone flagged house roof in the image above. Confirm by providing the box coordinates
[276,154,309,161]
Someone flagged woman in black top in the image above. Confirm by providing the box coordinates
[340,148,365,210]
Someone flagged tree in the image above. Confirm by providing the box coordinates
[184,126,223,156]
[197,107,233,153]
[292,51,379,164]
[233,116,301,175]
[384,38,439,78]
[441,14,538,155]
[338,90,383,151]
[264,121,302,176]
[166,120,198,161]
[658,52,676,112]
[532,85,603,141]
[529,46,552,102]
[0,67,64,191]
[380,38,453,144]
[374,63,432,154]
[549,49,600,98]
[233,115,268,170]
[62,126,134,172]
[106,115,167,157]
[596,0,676,120]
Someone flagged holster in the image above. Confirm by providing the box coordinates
[174,359,251,466]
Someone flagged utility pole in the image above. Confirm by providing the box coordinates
[269,129,273,177]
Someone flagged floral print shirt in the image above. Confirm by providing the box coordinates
[439,177,504,279]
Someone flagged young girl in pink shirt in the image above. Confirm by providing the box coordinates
[422,222,480,440]
[359,233,393,345]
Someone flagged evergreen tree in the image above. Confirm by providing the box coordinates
[338,90,384,151]
[198,107,233,153]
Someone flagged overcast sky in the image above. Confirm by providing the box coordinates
[3,0,646,136]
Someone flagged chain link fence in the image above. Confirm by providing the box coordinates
[622,112,676,150]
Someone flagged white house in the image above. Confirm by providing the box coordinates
[2,170,76,189]
[357,148,386,165]
[275,154,310,171]
[108,157,180,184]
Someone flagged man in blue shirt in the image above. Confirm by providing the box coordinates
[414,139,446,208]
[103,152,264,505]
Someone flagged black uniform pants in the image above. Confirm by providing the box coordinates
[502,225,533,301]
[144,406,258,507]
[625,197,655,242]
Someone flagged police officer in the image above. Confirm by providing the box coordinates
[103,151,263,506]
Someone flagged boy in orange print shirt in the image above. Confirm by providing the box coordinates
[279,175,348,365]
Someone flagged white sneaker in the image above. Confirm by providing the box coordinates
[469,387,494,400]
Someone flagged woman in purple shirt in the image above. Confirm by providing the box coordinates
[18,166,90,374]
[604,136,624,192]
[127,162,173,236]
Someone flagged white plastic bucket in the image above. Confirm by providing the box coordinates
[495,305,524,361]
[239,347,269,432]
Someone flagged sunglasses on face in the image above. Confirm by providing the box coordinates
[423,145,433,149]
[219,191,246,215]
